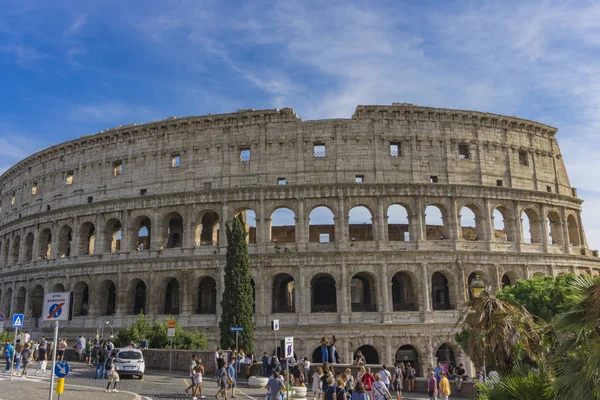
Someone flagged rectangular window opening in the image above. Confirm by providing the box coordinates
[113,161,123,176]
[519,150,529,166]
[496,179,503,187]
[546,185,552,193]
[314,143,326,158]
[319,233,330,243]
[171,155,181,168]
[459,144,471,159]
[203,182,212,190]
[87,196,93,203]
[66,171,74,185]
[355,175,364,183]
[32,182,38,195]
[240,148,251,162]
[11,193,16,205]
[390,142,401,157]
[430,176,438,183]
[140,189,147,196]
[277,177,287,185]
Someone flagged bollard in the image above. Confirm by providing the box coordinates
[56,378,65,394]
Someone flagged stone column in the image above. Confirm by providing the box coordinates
[577,211,588,248]
[377,198,386,246]
[384,334,393,365]
[297,198,307,251]
[180,270,193,315]
[492,264,501,293]
[184,208,196,249]
[540,205,549,251]
[255,265,267,327]
[297,265,308,324]
[219,202,229,247]
[560,207,570,253]
[481,198,493,244]
[342,339,351,364]
[421,263,433,322]
[257,195,267,252]
[340,262,349,323]
[449,197,460,242]
[50,221,58,259]
[414,197,425,245]
[381,264,392,323]
[71,217,80,258]
[514,201,522,252]
[336,195,347,250]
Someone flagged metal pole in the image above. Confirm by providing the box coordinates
[49,320,59,400]
[169,337,173,375]
[286,360,289,400]
[235,331,239,374]
[9,327,18,381]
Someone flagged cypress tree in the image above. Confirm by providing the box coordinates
[219,216,254,353]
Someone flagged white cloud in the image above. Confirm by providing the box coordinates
[69,103,153,124]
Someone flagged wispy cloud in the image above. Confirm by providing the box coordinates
[69,103,153,125]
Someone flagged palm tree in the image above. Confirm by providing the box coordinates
[475,363,553,400]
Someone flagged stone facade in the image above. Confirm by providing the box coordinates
[1,103,599,376]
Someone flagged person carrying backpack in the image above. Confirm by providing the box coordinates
[105,350,120,392]
[95,345,107,379]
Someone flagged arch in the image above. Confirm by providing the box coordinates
[5,287,12,315]
[460,205,482,241]
[197,277,217,314]
[195,211,220,246]
[73,281,89,317]
[165,212,184,248]
[348,206,373,241]
[235,209,257,244]
[99,280,117,316]
[270,207,296,243]
[392,272,416,311]
[387,204,410,241]
[24,233,34,262]
[57,225,73,257]
[164,278,181,315]
[350,272,377,312]
[131,279,147,315]
[309,206,335,243]
[30,285,44,318]
[436,343,456,367]
[431,272,452,310]
[355,345,379,364]
[1,239,8,266]
[395,345,420,376]
[425,205,449,240]
[10,235,20,264]
[272,273,295,313]
[521,208,542,244]
[104,219,122,253]
[79,222,96,255]
[546,211,563,245]
[501,272,517,289]
[133,216,152,251]
[532,271,546,278]
[52,283,65,292]
[567,214,581,246]
[38,229,52,259]
[311,273,337,312]
[492,207,510,241]
[15,287,26,314]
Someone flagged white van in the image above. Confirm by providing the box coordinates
[115,348,145,379]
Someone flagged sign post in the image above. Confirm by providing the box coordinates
[42,292,71,400]
[167,319,176,375]
[10,314,24,381]
[230,326,244,374]
[271,319,279,359]
[284,337,294,400]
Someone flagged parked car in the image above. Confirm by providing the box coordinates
[115,348,145,379]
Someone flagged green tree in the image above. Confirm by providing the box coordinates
[496,274,579,321]
[219,217,254,353]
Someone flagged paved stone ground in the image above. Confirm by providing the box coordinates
[0,360,431,400]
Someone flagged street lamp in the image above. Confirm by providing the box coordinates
[470,274,486,299]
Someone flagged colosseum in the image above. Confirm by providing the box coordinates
[1,103,599,375]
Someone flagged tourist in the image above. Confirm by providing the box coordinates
[329,336,337,364]
[185,354,198,396]
[262,352,270,376]
[245,352,253,379]
[323,376,336,400]
[361,367,375,400]
[214,348,221,378]
[23,331,30,344]
[352,381,368,400]
[13,344,23,374]
[372,373,391,400]
[270,353,280,373]
[57,338,68,361]
[354,351,366,366]
[304,357,311,380]
[267,371,285,400]
[95,344,107,379]
[427,371,437,400]
[35,343,48,376]
[85,340,93,364]
[438,372,451,400]
[455,363,466,393]
[140,337,149,351]
[378,365,391,390]
[344,368,354,395]
[336,376,348,400]
[433,362,445,388]
[405,363,416,393]
[215,358,231,400]
[391,363,403,400]
[227,357,237,398]
[193,360,205,399]
[320,337,329,363]
[312,366,324,400]
[4,341,14,371]
[76,335,86,362]
[20,343,32,377]
[105,350,120,393]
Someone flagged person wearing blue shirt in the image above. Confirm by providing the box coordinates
[4,341,14,371]
[227,358,237,398]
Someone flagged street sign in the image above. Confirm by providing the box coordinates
[43,292,71,321]
[230,326,244,332]
[0,321,4,333]
[167,319,176,328]
[0,312,5,322]
[54,360,70,378]
[167,328,175,337]
[284,337,294,358]
[12,314,24,328]
[272,319,279,331]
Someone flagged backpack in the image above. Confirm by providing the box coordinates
[270,356,278,368]
[105,356,114,370]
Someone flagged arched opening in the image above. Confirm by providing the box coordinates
[272,273,295,313]
[30,285,44,318]
[132,280,147,315]
[547,211,563,245]
[165,212,184,248]
[355,345,379,364]
[57,225,73,257]
[15,287,26,314]
[388,204,410,241]
[431,272,452,310]
[164,278,180,315]
[395,345,419,376]
[492,208,510,241]
[392,272,416,311]
[24,233,34,262]
[197,277,217,314]
[135,216,152,251]
[235,209,257,244]
[5,288,12,315]
[105,219,122,253]
[195,211,220,246]
[270,207,296,243]
[436,343,456,369]
[467,272,489,300]
[10,236,20,264]
[1,240,9,266]
[79,222,96,255]
[52,284,65,292]
[99,280,117,316]
[460,205,481,241]
[73,282,89,317]
[567,214,581,246]
[348,206,373,241]
[501,273,513,289]
[425,205,448,240]
[309,206,335,243]
[350,272,377,312]
[521,208,542,244]
[532,272,545,277]
[311,274,337,312]
[38,229,52,260]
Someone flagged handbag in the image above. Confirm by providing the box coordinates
[374,384,391,400]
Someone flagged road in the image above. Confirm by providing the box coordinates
[0,361,431,400]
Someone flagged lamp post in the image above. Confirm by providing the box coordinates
[469,274,487,381]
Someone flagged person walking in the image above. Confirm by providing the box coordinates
[262,352,270,377]
[304,357,311,381]
[85,340,93,364]
[438,372,451,400]
[215,361,231,400]
[433,362,445,390]
[361,367,375,400]
[320,337,329,364]
[352,381,369,400]
[13,344,23,374]
[372,374,391,400]
[312,366,324,400]
[57,338,67,361]
[4,341,14,372]
[426,371,437,400]
[105,350,120,393]
[405,363,416,393]
[95,345,107,379]
[76,335,86,362]
[336,376,349,400]
[391,363,403,400]
[266,371,285,400]
[378,365,391,390]
[323,376,336,400]
[192,360,205,399]
[227,358,237,398]
[344,368,354,396]
[185,354,198,396]
[20,343,32,377]
[244,352,253,379]
[214,348,221,378]
[35,343,48,376]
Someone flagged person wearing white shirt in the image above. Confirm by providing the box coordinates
[378,365,391,390]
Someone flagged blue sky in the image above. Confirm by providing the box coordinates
[2,0,600,248]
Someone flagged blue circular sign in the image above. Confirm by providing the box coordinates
[48,304,62,318]
[55,360,70,378]
[0,312,4,322]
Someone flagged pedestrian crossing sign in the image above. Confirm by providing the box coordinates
[12,313,24,328]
